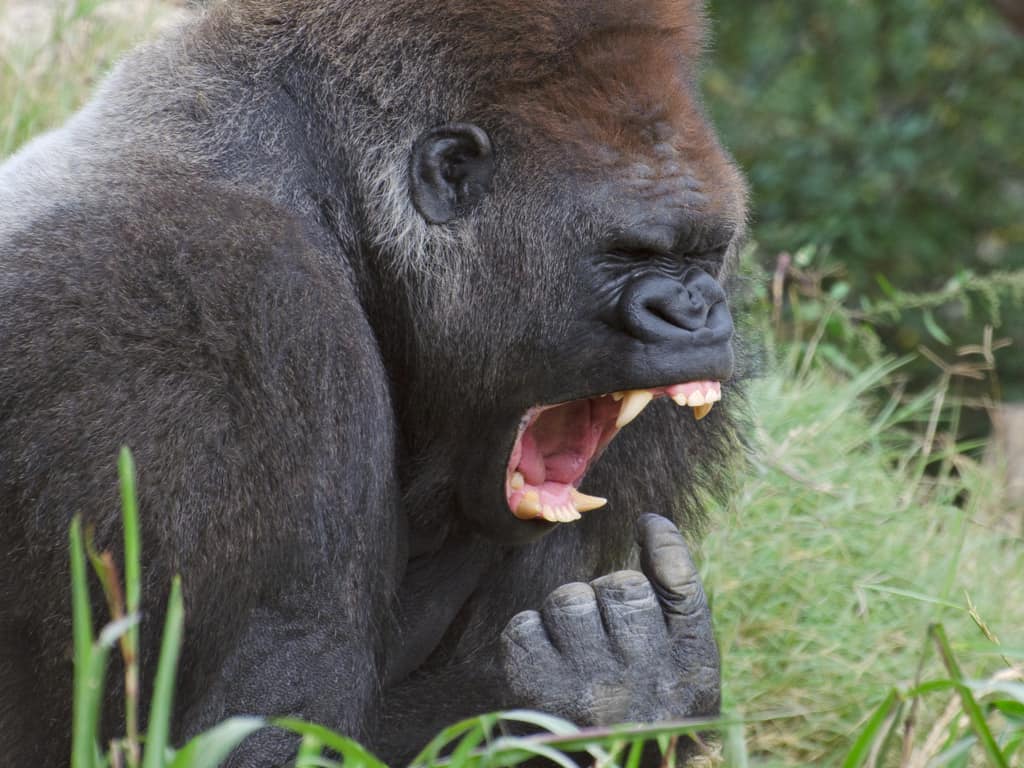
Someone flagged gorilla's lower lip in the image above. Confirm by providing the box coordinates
[505,381,724,523]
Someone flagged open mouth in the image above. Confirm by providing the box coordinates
[505,381,723,523]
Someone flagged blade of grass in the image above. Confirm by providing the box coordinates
[425,716,744,768]
[722,720,749,768]
[493,710,612,764]
[625,738,646,768]
[73,607,136,768]
[480,736,581,768]
[274,718,388,768]
[931,624,1008,768]
[142,576,185,768]
[841,689,899,768]
[120,447,143,767]
[295,733,324,766]
[857,584,964,612]
[71,517,100,768]
[871,699,906,767]
[409,714,497,767]
[447,715,497,768]
[167,717,267,768]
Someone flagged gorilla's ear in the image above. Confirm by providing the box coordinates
[410,123,494,225]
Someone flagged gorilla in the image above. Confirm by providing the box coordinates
[0,0,747,764]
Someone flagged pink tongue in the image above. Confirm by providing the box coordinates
[519,400,604,486]
[545,452,590,484]
[518,432,547,485]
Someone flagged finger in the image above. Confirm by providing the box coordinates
[591,570,671,663]
[636,515,719,709]
[636,514,709,622]
[501,610,560,672]
[540,582,606,658]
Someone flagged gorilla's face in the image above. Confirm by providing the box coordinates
[405,24,745,545]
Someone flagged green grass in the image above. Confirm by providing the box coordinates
[705,350,1024,765]
[0,0,174,157]
[4,2,1023,766]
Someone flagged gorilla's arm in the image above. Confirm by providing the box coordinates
[501,515,719,726]
[375,515,719,766]
[0,179,401,766]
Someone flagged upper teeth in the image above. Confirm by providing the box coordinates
[614,383,722,426]
[615,390,654,428]
[671,385,722,419]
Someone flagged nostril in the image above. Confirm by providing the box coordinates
[642,288,683,326]
[619,272,717,342]
[642,290,707,332]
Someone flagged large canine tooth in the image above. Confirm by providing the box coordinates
[693,402,714,421]
[571,488,608,512]
[510,472,525,490]
[616,390,654,428]
[514,491,542,520]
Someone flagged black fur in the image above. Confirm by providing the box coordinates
[0,1,749,765]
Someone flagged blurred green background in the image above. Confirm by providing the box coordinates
[705,0,1024,399]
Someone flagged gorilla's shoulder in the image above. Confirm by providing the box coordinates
[1,154,350,318]
[0,152,378,396]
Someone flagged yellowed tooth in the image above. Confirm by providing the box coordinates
[510,472,525,490]
[571,488,608,512]
[688,390,706,407]
[672,393,689,407]
[514,491,542,520]
[693,402,714,421]
[612,392,625,402]
[616,390,654,428]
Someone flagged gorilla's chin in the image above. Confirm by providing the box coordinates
[504,380,724,525]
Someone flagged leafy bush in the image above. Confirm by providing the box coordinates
[705,0,1024,394]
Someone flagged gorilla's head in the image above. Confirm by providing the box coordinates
[260,0,748,544]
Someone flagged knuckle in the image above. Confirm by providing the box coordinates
[638,513,677,538]
[651,548,701,592]
[503,609,542,640]
[501,615,542,662]
[544,582,597,614]
[592,569,647,591]
[652,537,694,565]
[592,570,657,609]
[661,579,709,618]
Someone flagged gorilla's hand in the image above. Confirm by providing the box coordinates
[500,514,720,727]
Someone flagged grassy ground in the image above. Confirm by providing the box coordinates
[704,348,1023,765]
[3,2,1023,766]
